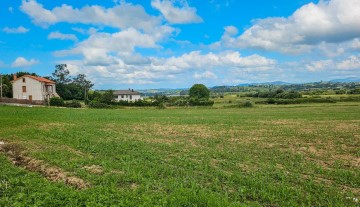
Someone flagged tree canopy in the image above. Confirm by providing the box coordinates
[189,84,210,100]
[51,64,94,102]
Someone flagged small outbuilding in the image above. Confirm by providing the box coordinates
[114,89,141,102]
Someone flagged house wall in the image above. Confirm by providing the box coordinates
[12,77,43,101]
[115,94,141,102]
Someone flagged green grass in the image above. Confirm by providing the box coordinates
[0,103,359,206]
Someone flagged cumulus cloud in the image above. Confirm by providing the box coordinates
[3,26,29,34]
[11,57,38,68]
[306,55,360,72]
[72,27,98,35]
[48,31,78,41]
[216,0,360,53]
[151,0,202,24]
[153,51,276,72]
[194,71,217,79]
[351,39,360,51]
[0,61,6,68]
[306,60,333,72]
[56,27,172,59]
[59,50,276,87]
[336,55,360,70]
[20,0,161,31]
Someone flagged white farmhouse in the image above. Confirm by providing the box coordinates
[114,89,142,102]
[12,75,59,102]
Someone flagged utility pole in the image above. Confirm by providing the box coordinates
[0,74,3,98]
[84,85,87,105]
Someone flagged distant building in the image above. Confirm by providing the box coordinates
[12,75,59,102]
[114,89,141,102]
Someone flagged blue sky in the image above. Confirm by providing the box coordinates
[1,0,360,89]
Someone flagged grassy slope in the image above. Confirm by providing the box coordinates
[0,103,359,206]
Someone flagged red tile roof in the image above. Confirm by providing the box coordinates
[15,75,55,84]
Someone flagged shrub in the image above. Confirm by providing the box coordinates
[158,102,167,109]
[64,100,82,108]
[243,101,253,107]
[114,99,157,107]
[50,97,64,107]
[265,98,337,104]
[189,98,214,106]
[88,101,111,108]
[173,98,188,106]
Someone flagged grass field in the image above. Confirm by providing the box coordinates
[0,103,359,206]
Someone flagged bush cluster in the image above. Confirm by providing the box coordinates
[88,101,111,108]
[188,98,214,106]
[49,97,82,108]
[245,89,302,99]
[242,100,253,107]
[115,100,158,107]
[49,97,64,107]
[259,98,337,105]
[64,100,82,108]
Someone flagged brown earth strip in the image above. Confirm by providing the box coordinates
[0,142,89,189]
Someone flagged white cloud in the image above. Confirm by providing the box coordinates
[336,55,360,70]
[154,51,276,72]
[72,27,99,35]
[224,25,238,36]
[306,55,360,72]
[3,26,29,34]
[216,0,360,53]
[59,50,276,87]
[20,0,161,32]
[56,27,174,61]
[151,0,202,24]
[306,60,333,72]
[194,71,217,79]
[0,61,6,68]
[351,38,360,50]
[11,57,39,68]
[48,31,78,41]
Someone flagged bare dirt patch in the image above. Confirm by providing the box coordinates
[131,123,217,139]
[0,142,89,189]
[82,165,103,174]
[302,173,360,196]
[37,122,75,131]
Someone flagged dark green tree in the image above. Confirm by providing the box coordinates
[99,90,114,104]
[73,74,94,104]
[52,64,71,84]
[189,84,210,100]
[51,64,94,101]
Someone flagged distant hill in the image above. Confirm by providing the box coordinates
[329,77,360,83]
[237,81,291,86]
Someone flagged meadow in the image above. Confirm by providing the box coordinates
[0,103,359,206]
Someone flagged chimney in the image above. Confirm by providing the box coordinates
[132,89,134,92]
[128,88,130,90]
[13,74,17,80]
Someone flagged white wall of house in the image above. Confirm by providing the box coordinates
[12,77,57,101]
[115,94,141,102]
[13,77,43,101]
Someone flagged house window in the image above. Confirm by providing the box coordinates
[126,95,128,98]
[130,95,132,100]
[121,95,124,98]
[23,78,26,83]
[22,86,26,93]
